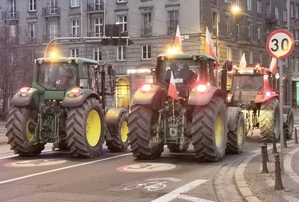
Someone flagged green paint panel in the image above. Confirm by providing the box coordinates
[44,91,65,100]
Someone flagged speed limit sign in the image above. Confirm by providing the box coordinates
[266,29,295,59]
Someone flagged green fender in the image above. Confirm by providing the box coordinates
[131,84,166,109]
[227,107,242,131]
[62,89,101,108]
[10,88,39,109]
[188,86,223,106]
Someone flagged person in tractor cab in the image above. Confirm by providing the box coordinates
[57,68,75,87]
[241,76,261,90]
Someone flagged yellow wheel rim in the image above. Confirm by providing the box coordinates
[120,121,128,143]
[215,113,224,148]
[26,118,36,142]
[237,121,244,145]
[86,110,101,146]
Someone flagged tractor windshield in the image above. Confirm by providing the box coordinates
[232,75,263,90]
[160,60,200,85]
[37,63,77,90]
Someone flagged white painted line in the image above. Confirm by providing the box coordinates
[151,179,213,202]
[0,153,131,185]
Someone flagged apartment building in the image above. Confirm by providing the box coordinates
[0,0,298,109]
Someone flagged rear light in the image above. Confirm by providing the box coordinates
[196,84,207,92]
[141,84,152,92]
[265,92,271,97]
[70,87,82,96]
[19,87,30,95]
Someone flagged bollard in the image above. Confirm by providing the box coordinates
[274,153,283,190]
[261,145,269,173]
[295,127,299,144]
[263,140,269,162]
[283,130,287,148]
[272,133,277,154]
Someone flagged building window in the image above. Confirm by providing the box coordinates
[275,6,279,19]
[259,52,263,64]
[236,24,240,39]
[225,16,230,35]
[71,19,80,37]
[257,25,261,42]
[29,0,36,11]
[9,0,16,18]
[227,47,232,61]
[168,10,178,35]
[296,4,299,19]
[70,49,79,57]
[283,9,287,22]
[142,45,151,60]
[247,0,252,11]
[249,51,253,64]
[94,17,103,37]
[247,23,251,40]
[93,48,102,61]
[143,13,152,37]
[291,2,294,18]
[49,21,58,39]
[224,0,229,3]
[212,11,217,35]
[117,46,126,61]
[296,30,299,46]
[257,0,262,14]
[50,0,58,14]
[117,15,127,32]
[28,23,35,37]
[71,0,79,7]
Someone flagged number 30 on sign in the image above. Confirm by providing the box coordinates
[266,29,295,59]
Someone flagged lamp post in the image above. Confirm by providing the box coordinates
[216,2,240,61]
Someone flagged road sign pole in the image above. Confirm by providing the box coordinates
[278,59,284,173]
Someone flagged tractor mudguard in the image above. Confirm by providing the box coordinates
[132,85,165,109]
[10,88,39,109]
[105,108,128,136]
[62,89,101,108]
[227,107,242,131]
[255,94,279,103]
[188,86,222,106]
[282,105,292,123]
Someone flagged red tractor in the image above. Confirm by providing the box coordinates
[227,65,293,141]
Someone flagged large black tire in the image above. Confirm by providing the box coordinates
[128,105,163,159]
[107,112,129,152]
[226,111,245,154]
[66,98,105,158]
[191,97,228,162]
[5,107,45,156]
[285,109,294,139]
[259,98,280,142]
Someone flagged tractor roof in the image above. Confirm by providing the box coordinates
[35,57,99,64]
[157,53,216,61]
[232,66,273,75]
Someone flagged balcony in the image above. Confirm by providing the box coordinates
[2,11,19,20]
[27,37,37,44]
[42,7,60,17]
[86,2,104,13]
[266,13,278,25]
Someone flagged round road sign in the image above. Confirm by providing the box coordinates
[266,29,295,59]
[117,163,176,173]
[5,159,67,167]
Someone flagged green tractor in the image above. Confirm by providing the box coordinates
[5,56,128,158]
[128,53,245,161]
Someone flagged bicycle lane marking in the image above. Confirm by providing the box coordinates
[151,179,213,202]
[117,163,176,173]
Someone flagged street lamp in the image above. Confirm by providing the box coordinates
[216,3,241,61]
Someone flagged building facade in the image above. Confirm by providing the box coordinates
[0,0,298,110]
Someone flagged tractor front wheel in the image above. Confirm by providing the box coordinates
[226,111,245,154]
[285,109,294,139]
[66,98,104,158]
[128,105,163,159]
[191,97,228,162]
[6,107,45,156]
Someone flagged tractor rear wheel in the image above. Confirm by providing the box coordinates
[285,109,294,139]
[6,107,45,156]
[226,111,245,154]
[259,98,280,142]
[107,112,129,152]
[66,98,104,158]
[128,105,163,159]
[191,97,228,162]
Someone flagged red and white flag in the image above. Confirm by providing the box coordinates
[269,57,277,74]
[168,71,179,100]
[205,26,217,60]
[173,25,183,53]
[239,53,247,68]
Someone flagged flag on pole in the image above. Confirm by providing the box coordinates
[205,26,217,60]
[239,53,247,68]
[269,57,277,74]
[173,25,183,53]
[168,71,179,100]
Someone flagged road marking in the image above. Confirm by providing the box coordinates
[151,179,214,202]
[117,163,176,173]
[0,153,131,185]
[5,159,67,167]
